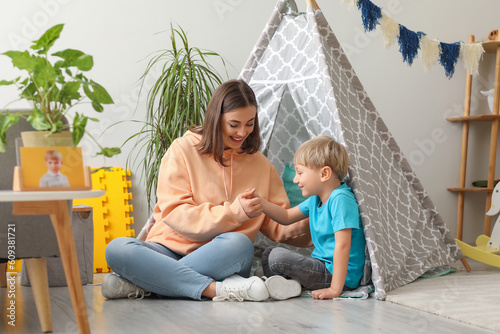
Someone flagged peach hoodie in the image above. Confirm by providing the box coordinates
[146,131,312,255]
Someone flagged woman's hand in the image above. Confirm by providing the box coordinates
[311,287,342,300]
[238,188,263,218]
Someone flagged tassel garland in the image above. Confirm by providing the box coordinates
[460,42,485,76]
[341,0,486,79]
[379,13,399,48]
[420,35,441,72]
[439,42,461,79]
[357,0,382,32]
[398,26,423,66]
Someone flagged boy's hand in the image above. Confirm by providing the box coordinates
[251,190,262,200]
[311,287,342,299]
[238,188,263,218]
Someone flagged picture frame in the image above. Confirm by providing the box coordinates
[14,146,91,191]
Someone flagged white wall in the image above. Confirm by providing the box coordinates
[1,0,499,244]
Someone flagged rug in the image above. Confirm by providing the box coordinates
[385,262,500,332]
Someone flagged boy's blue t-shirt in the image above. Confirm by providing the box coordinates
[298,183,366,289]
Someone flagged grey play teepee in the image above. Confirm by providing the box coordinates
[239,0,463,300]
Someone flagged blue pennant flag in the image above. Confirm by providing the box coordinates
[398,26,423,66]
[439,42,461,79]
[357,0,382,32]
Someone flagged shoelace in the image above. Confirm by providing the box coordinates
[127,288,151,300]
[213,286,252,302]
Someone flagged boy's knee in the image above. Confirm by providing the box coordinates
[261,246,290,277]
[263,245,277,258]
[266,246,294,268]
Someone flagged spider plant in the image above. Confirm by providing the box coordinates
[124,25,227,210]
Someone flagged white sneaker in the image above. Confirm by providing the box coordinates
[264,275,302,300]
[101,273,151,300]
[213,274,269,302]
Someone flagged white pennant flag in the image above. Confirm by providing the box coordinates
[460,42,485,76]
[379,12,399,49]
[420,35,441,71]
[341,0,359,10]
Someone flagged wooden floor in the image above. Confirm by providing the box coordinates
[1,270,498,334]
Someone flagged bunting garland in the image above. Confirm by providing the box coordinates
[341,0,485,79]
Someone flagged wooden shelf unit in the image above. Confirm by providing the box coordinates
[448,31,500,241]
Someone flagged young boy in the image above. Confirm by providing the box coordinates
[39,149,70,188]
[256,136,366,300]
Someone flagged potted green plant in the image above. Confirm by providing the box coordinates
[0,23,120,157]
[123,24,227,210]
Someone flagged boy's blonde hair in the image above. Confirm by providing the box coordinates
[294,136,349,180]
[45,149,63,161]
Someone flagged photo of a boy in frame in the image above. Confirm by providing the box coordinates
[39,149,70,188]
[19,146,86,190]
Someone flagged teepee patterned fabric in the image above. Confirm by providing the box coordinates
[240,0,462,300]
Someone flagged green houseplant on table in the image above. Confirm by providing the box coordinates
[0,23,120,157]
[124,24,227,210]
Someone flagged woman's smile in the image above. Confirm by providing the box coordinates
[221,105,256,149]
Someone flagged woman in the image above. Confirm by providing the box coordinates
[103,80,311,301]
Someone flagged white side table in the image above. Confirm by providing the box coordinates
[0,190,104,334]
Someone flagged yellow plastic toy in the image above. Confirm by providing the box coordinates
[456,181,500,268]
[73,167,134,273]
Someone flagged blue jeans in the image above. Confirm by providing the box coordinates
[105,232,254,300]
[262,246,351,291]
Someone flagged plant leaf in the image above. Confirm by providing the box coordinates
[3,51,58,89]
[0,112,20,151]
[53,49,94,71]
[50,120,64,133]
[27,107,51,131]
[90,80,114,104]
[0,77,20,86]
[33,59,58,89]
[59,81,82,104]
[91,101,103,112]
[96,147,121,157]
[31,24,64,54]
[20,82,37,100]
[83,80,114,108]
[3,50,44,71]
[72,113,87,146]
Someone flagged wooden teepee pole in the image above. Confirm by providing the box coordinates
[306,0,320,10]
